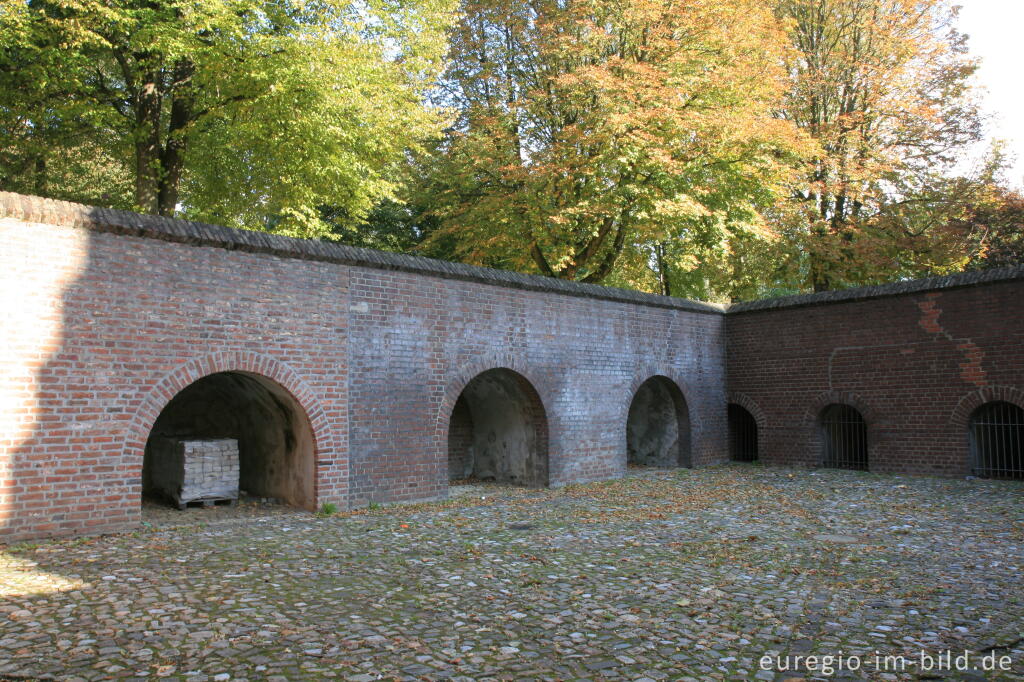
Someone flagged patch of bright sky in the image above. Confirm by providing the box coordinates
[955,0,1024,188]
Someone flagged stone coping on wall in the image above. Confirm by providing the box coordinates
[728,265,1024,314]
[0,192,724,315]
[3,191,1022,316]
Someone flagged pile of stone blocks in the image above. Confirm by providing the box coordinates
[148,438,240,509]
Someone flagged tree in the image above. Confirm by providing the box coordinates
[955,183,1024,270]
[776,0,983,291]
[324,199,429,254]
[418,0,804,283]
[0,3,135,208]
[0,0,454,236]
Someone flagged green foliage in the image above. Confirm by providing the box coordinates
[0,0,455,236]
[0,0,1012,298]
[415,0,806,285]
[324,199,426,253]
[773,0,987,293]
[0,1,135,207]
[317,502,339,517]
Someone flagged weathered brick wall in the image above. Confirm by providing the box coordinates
[446,396,474,480]
[1,216,349,541]
[344,267,726,505]
[727,274,1024,475]
[6,189,1018,542]
[0,193,727,541]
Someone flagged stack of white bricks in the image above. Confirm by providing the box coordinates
[150,437,239,508]
[179,439,239,506]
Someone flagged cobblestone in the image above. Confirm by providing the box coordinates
[2,465,1022,680]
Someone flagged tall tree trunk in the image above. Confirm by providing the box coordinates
[157,60,194,216]
[33,155,47,197]
[656,241,672,296]
[580,221,627,283]
[810,253,832,292]
[134,76,162,214]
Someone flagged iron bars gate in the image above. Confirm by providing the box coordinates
[821,404,869,471]
[970,401,1024,480]
[728,404,758,462]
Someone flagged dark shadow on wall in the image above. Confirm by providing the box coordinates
[626,376,691,468]
[447,368,549,487]
[447,394,475,480]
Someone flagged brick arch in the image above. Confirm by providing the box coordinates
[620,367,694,468]
[434,355,552,485]
[123,351,338,503]
[802,390,883,428]
[727,391,768,432]
[950,385,1024,431]
[621,367,695,423]
[434,354,552,443]
[802,390,883,468]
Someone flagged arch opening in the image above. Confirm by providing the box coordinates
[728,403,758,462]
[447,368,549,488]
[142,371,316,510]
[969,401,1024,480]
[626,376,691,468]
[820,404,868,471]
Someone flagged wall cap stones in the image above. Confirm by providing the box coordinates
[729,265,1024,314]
[6,191,1020,316]
[0,191,725,315]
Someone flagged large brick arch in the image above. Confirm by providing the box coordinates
[802,389,885,468]
[619,367,695,468]
[434,354,552,487]
[951,385,1024,476]
[727,391,768,432]
[123,351,339,503]
[621,367,696,424]
[950,385,1024,431]
[802,390,883,429]
[434,355,551,453]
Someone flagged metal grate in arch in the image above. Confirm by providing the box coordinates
[820,404,868,471]
[728,404,758,462]
[970,401,1024,480]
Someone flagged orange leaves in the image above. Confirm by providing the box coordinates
[775,0,985,291]
[420,0,802,285]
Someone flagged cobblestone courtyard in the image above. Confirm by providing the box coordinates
[2,466,1022,681]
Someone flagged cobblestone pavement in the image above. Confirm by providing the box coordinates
[2,465,1023,681]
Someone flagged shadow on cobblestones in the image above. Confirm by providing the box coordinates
[2,465,1022,681]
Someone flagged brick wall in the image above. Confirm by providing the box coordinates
[447,396,474,480]
[344,267,727,505]
[727,276,1024,475]
[3,189,1020,542]
[0,218,349,541]
[0,193,727,541]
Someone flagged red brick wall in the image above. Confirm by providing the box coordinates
[0,193,727,541]
[8,189,1017,542]
[447,395,474,480]
[0,221,349,541]
[727,280,1024,475]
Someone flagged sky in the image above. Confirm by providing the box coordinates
[955,0,1024,188]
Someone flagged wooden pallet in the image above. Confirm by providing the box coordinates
[177,497,238,511]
